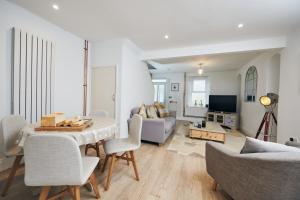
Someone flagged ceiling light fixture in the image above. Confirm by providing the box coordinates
[198,63,203,75]
[238,23,244,28]
[198,68,203,75]
[164,34,169,39]
[52,4,59,10]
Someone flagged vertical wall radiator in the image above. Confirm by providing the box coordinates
[11,28,54,122]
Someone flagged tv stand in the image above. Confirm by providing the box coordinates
[207,112,239,130]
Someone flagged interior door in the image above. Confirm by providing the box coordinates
[91,66,116,117]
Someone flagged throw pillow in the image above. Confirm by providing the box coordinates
[157,108,169,118]
[138,104,147,118]
[240,137,300,154]
[154,102,166,109]
[146,105,158,119]
[154,102,169,118]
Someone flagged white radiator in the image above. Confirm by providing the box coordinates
[12,27,54,122]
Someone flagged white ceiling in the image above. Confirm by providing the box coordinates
[149,50,266,73]
[8,0,300,50]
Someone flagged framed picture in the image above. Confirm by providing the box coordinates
[171,83,179,91]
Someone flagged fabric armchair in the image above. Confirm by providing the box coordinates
[206,142,300,200]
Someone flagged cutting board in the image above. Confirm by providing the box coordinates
[35,119,93,132]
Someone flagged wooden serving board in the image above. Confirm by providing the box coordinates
[35,119,93,132]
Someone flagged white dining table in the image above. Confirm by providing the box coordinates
[18,117,117,147]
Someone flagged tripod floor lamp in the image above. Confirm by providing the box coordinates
[255,93,278,141]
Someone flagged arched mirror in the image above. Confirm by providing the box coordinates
[244,66,257,102]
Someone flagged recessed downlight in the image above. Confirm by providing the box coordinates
[238,23,244,28]
[164,34,169,39]
[52,4,59,10]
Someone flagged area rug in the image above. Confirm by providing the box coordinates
[167,121,246,158]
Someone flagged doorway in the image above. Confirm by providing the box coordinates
[91,66,116,117]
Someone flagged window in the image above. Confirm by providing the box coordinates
[188,77,208,107]
[244,66,257,102]
[153,79,167,103]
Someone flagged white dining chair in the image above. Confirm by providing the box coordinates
[23,134,100,200]
[85,110,109,165]
[1,115,27,197]
[89,110,109,118]
[102,114,142,190]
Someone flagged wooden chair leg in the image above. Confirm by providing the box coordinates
[68,186,75,199]
[95,142,101,169]
[105,153,116,190]
[74,186,80,200]
[125,152,130,165]
[85,145,89,155]
[129,151,139,181]
[212,179,218,191]
[1,155,23,197]
[89,172,100,198]
[39,186,51,200]
[101,155,109,173]
[95,142,100,158]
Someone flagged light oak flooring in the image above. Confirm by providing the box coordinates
[0,123,234,200]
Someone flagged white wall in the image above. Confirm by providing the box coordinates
[91,39,123,67]
[91,39,154,138]
[277,29,300,143]
[0,0,84,170]
[239,50,280,138]
[120,40,154,137]
[152,70,240,118]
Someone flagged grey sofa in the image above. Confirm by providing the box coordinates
[205,142,300,200]
[131,107,176,145]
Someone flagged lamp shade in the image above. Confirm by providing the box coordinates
[260,96,271,106]
[259,93,279,106]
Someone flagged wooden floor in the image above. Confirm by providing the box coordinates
[0,137,231,200]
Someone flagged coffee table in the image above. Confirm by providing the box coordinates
[189,122,226,143]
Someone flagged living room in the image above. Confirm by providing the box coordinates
[0,0,300,200]
[149,49,281,137]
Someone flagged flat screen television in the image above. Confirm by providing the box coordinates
[208,95,237,113]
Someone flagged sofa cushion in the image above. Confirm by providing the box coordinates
[157,108,169,118]
[146,105,158,119]
[164,117,176,134]
[138,104,147,118]
[154,103,169,118]
[241,137,300,154]
[154,102,166,109]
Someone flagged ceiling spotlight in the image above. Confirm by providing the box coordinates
[238,23,244,28]
[52,4,59,10]
[164,35,169,39]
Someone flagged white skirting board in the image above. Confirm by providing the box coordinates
[12,27,54,122]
